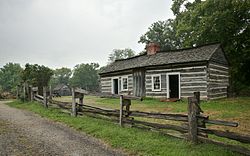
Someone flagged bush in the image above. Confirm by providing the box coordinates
[0,91,15,99]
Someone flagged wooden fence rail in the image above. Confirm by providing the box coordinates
[31,89,250,155]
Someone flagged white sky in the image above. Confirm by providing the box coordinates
[0,0,174,69]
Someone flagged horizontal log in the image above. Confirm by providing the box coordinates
[209,68,228,74]
[49,99,71,105]
[78,112,119,123]
[35,94,44,100]
[209,63,229,70]
[198,137,250,156]
[81,108,120,117]
[81,104,119,113]
[50,102,71,110]
[146,65,207,73]
[34,97,43,103]
[100,77,112,81]
[130,111,189,122]
[75,88,88,94]
[124,118,188,133]
[199,128,250,143]
[204,119,238,127]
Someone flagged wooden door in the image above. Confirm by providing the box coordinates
[133,69,145,97]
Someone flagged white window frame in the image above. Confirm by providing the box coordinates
[151,74,161,91]
[166,72,181,99]
[121,76,128,91]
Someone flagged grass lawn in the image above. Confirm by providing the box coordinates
[7,100,243,156]
[54,96,250,135]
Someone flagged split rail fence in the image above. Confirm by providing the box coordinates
[30,88,250,155]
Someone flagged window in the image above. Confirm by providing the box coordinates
[152,75,161,91]
[121,77,128,91]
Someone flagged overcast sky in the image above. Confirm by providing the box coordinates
[0,0,173,69]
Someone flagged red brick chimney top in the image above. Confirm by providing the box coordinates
[146,42,160,55]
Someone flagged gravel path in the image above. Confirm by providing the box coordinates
[0,101,124,156]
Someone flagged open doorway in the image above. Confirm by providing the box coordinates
[167,73,180,99]
[112,78,119,94]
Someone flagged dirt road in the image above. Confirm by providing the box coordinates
[0,101,124,156]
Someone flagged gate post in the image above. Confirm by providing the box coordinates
[16,85,19,99]
[188,97,198,144]
[71,87,77,117]
[23,83,26,101]
[49,85,52,100]
[194,92,200,105]
[43,86,48,108]
[119,95,124,126]
[30,85,34,102]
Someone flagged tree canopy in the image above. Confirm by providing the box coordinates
[139,0,250,93]
[22,64,53,95]
[0,63,23,93]
[138,20,181,50]
[50,67,72,88]
[108,48,135,63]
[70,63,99,91]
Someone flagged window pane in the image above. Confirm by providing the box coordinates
[153,76,160,90]
[122,78,128,90]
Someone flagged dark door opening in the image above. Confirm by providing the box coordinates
[169,75,179,98]
[113,79,119,94]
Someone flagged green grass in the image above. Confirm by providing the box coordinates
[55,96,250,134]
[6,100,243,156]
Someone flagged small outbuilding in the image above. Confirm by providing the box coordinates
[99,43,229,100]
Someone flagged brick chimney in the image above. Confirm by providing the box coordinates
[146,42,160,55]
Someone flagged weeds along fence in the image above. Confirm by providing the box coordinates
[32,89,250,155]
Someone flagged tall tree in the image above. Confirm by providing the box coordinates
[108,48,135,63]
[22,64,53,95]
[172,0,250,93]
[140,0,250,93]
[138,20,181,50]
[50,67,72,88]
[70,63,99,91]
[0,63,23,93]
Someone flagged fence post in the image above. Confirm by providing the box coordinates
[188,97,198,144]
[30,85,34,102]
[78,94,84,114]
[194,92,207,130]
[43,86,48,108]
[71,87,77,117]
[119,95,123,126]
[49,85,52,100]
[16,85,19,99]
[194,92,200,105]
[23,83,26,101]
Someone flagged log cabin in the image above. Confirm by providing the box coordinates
[99,43,229,100]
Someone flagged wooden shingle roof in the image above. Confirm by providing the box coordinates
[100,43,221,74]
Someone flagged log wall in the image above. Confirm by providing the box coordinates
[145,65,208,99]
[207,62,229,100]
[100,77,112,93]
[100,74,133,95]
[100,58,229,100]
